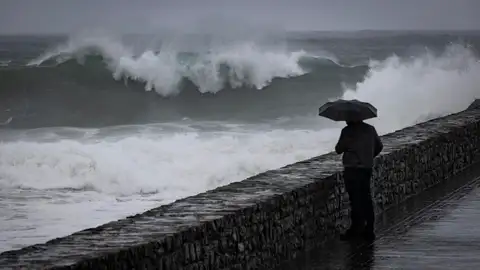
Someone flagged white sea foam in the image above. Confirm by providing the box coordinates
[0,127,338,251]
[0,60,10,67]
[2,44,479,251]
[28,34,308,95]
[342,44,480,133]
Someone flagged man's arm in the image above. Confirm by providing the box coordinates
[335,128,348,154]
[373,127,383,157]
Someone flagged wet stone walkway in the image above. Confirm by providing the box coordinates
[277,166,480,270]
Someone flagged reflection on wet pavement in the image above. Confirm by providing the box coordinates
[277,165,480,270]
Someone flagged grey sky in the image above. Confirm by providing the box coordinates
[1,0,479,34]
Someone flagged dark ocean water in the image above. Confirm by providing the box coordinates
[1,31,479,129]
[0,31,480,252]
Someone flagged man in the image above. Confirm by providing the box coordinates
[335,120,383,241]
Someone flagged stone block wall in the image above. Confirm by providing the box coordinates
[1,104,480,270]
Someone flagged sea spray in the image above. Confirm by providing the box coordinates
[342,43,480,133]
[29,35,309,95]
[2,35,480,251]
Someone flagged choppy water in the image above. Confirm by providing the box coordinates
[1,30,480,252]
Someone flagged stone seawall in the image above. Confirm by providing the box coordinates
[1,103,480,270]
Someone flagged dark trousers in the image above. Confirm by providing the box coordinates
[344,167,375,232]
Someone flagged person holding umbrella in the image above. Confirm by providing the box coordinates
[319,99,383,241]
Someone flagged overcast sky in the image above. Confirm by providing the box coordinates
[1,0,479,34]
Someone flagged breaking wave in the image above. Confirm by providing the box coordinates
[1,35,480,251]
[28,36,313,95]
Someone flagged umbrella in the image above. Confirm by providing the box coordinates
[318,99,377,121]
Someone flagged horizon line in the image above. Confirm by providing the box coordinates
[0,29,480,36]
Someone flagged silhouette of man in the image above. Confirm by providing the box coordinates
[335,120,383,241]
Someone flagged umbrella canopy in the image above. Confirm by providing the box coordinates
[318,99,377,122]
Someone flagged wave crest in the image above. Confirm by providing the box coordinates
[342,43,480,133]
[29,36,311,95]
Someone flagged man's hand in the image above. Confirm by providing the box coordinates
[335,129,350,154]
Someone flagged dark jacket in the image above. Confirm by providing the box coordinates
[335,122,383,168]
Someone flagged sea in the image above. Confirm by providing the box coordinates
[1,30,479,252]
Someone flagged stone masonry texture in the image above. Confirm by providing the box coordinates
[1,101,480,270]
